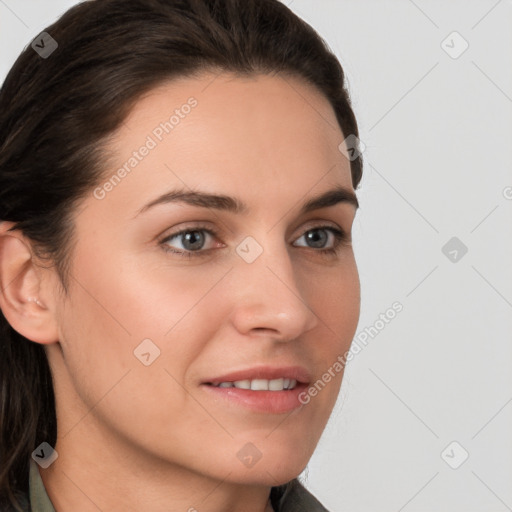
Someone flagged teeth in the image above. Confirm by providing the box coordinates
[268,378,284,391]
[215,378,298,391]
[251,379,268,391]
[233,379,251,389]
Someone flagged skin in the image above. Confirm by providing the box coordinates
[0,71,360,512]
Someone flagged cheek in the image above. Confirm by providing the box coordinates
[303,257,360,403]
[57,249,231,404]
[67,244,227,343]
[55,254,224,450]
[307,255,360,344]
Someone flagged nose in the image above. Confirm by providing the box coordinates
[228,240,319,342]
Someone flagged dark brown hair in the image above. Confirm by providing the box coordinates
[0,0,363,509]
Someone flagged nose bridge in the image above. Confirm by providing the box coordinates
[230,235,318,339]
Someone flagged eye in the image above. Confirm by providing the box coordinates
[159,224,349,259]
[292,226,348,252]
[160,226,220,257]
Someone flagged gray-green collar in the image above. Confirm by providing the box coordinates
[29,460,56,512]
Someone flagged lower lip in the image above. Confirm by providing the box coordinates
[201,383,308,414]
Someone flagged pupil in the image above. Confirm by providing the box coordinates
[183,231,204,250]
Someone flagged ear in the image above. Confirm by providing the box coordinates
[0,221,59,344]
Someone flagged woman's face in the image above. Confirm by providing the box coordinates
[46,72,360,485]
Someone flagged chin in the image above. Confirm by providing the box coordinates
[225,461,307,487]
[216,438,315,487]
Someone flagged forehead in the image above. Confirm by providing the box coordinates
[112,71,346,161]
[125,71,338,130]
[90,72,353,219]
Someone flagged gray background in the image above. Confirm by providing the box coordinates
[1,1,511,510]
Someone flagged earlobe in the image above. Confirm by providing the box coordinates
[0,221,59,345]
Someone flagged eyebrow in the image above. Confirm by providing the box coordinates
[135,185,359,217]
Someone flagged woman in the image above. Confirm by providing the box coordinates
[0,0,364,510]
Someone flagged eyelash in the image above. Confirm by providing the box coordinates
[159,223,350,259]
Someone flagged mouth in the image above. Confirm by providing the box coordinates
[200,366,311,414]
[206,377,299,391]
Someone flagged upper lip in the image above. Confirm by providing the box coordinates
[203,365,311,385]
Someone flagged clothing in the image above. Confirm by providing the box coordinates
[14,459,329,512]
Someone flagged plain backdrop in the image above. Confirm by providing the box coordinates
[1,1,512,511]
